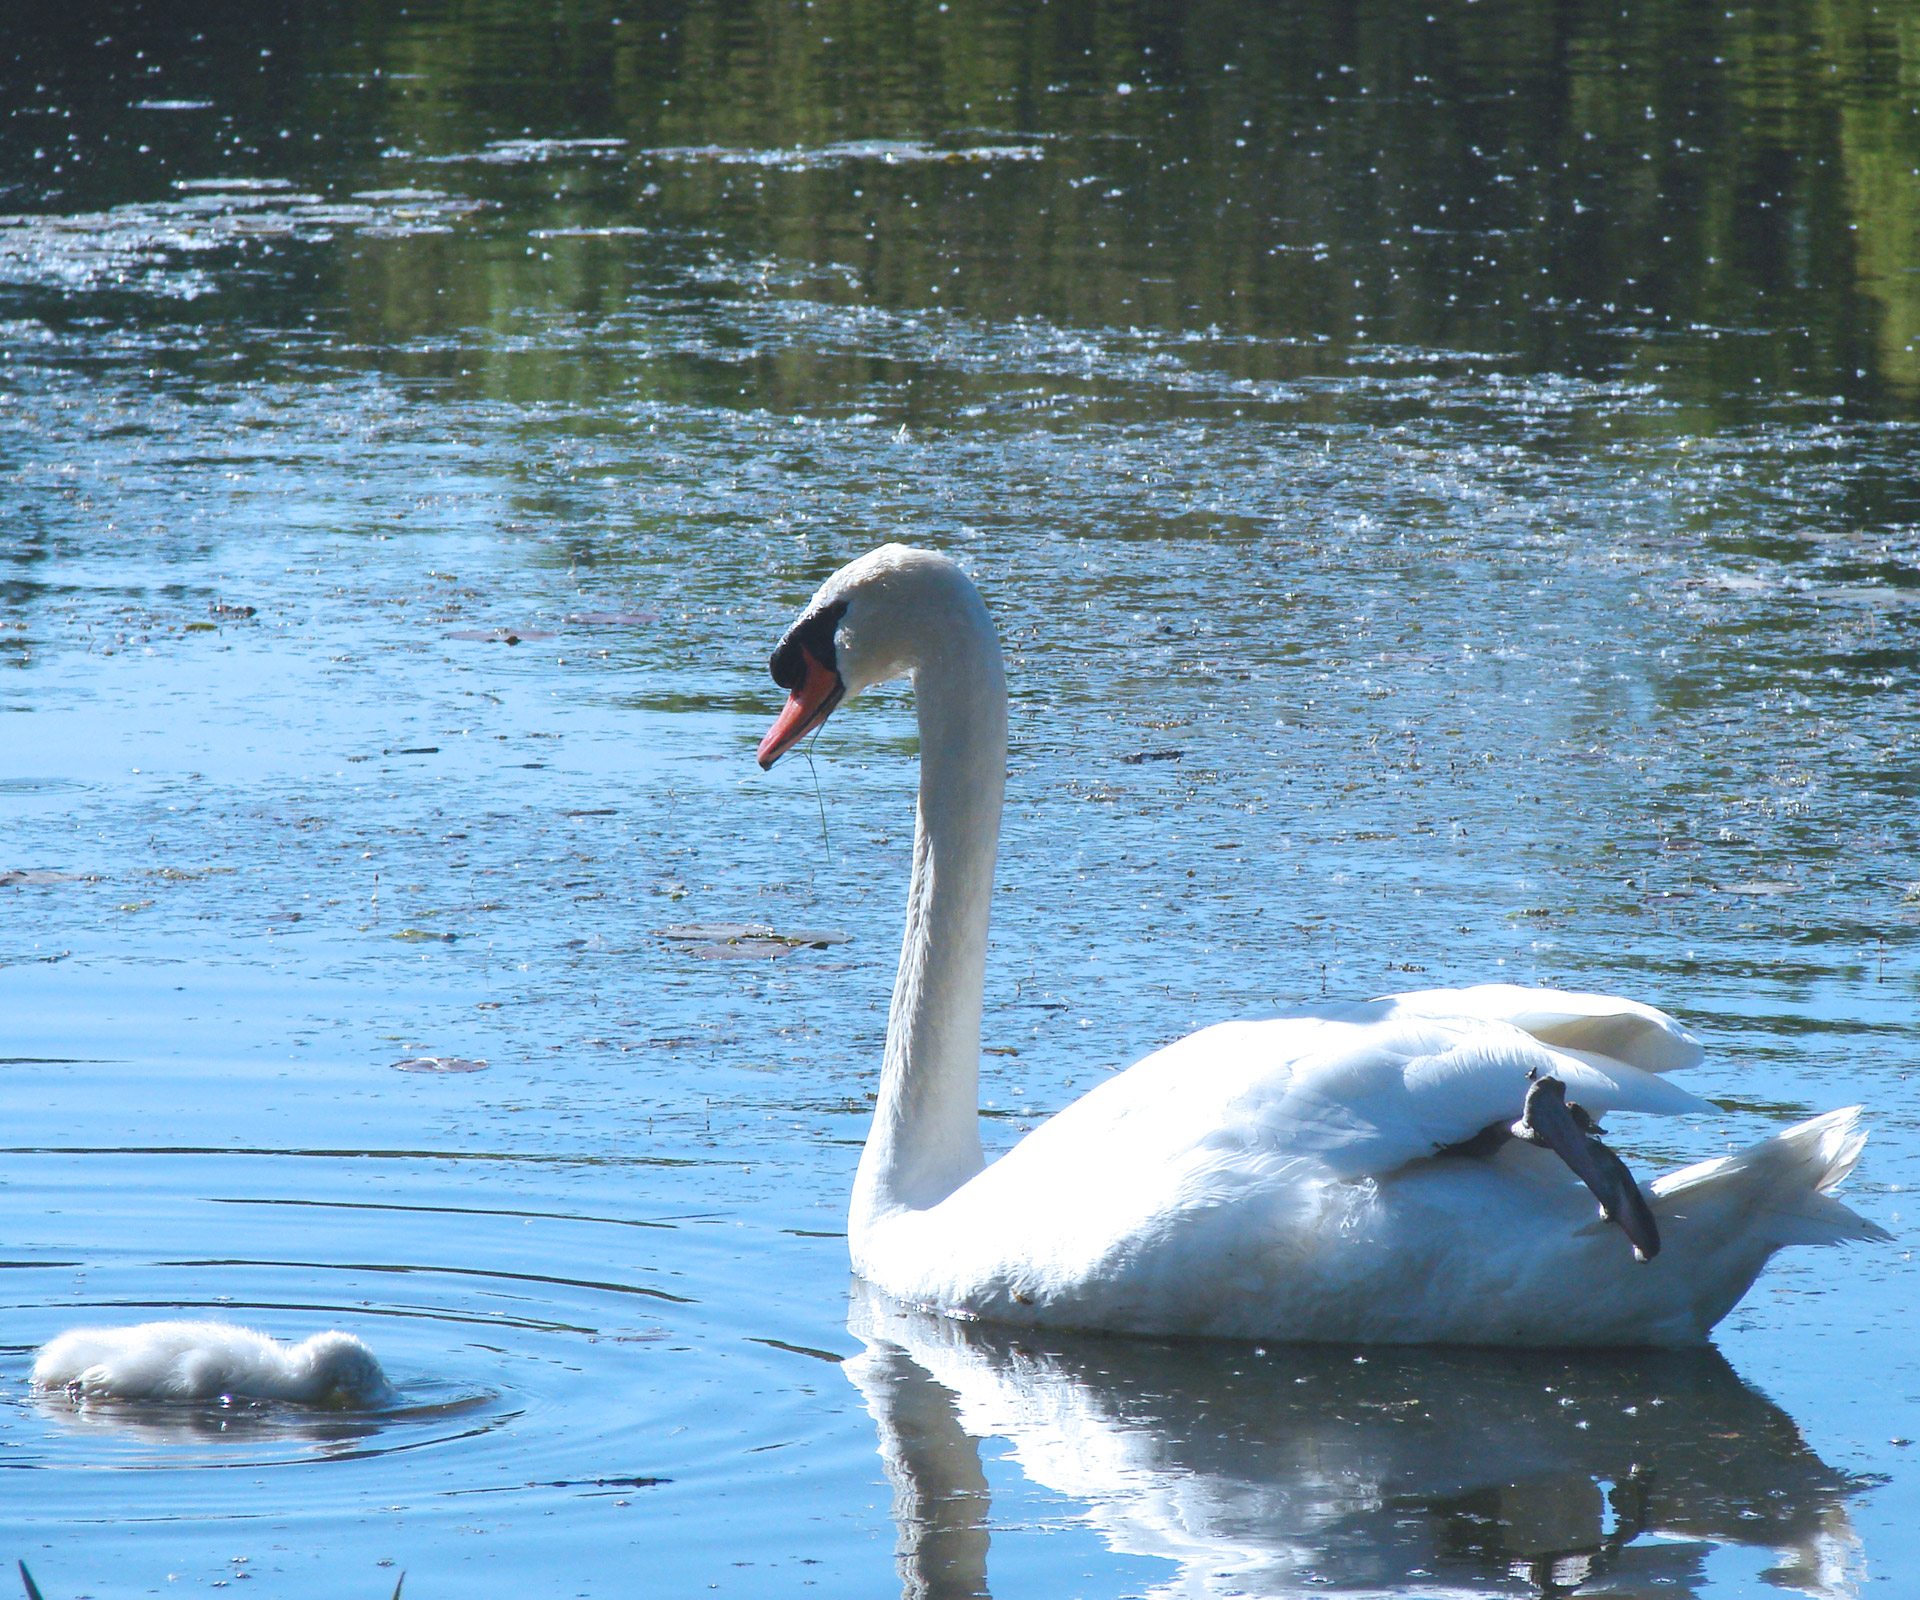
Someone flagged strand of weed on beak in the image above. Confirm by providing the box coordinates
[803,731,832,867]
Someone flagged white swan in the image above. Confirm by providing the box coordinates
[758,544,1886,1347]
[32,1320,392,1407]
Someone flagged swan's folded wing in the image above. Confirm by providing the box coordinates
[1211,1015,1710,1182]
[1369,984,1704,1074]
[1029,1011,1709,1191]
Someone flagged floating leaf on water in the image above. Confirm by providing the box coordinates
[184,621,218,632]
[565,808,617,817]
[1720,881,1799,895]
[429,136,629,165]
[392,746,440,755]
[781,929,851,946]
[697,940,795,960]
[0,869,92,887]
[655,922,775,941]
[1121,748,1184,764]
[446,627,556,644]
[391,1056,488,1073]
[565,611,659,626]
[174,177,295,192]
[645,138,1042,172]
[391,928,456,942]
[530,226,656,239]
[1816,586,1913,607]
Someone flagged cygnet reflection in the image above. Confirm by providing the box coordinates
[847,1285,1865,1600]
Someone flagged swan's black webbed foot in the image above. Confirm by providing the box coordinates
[1510,1072,1662,1262]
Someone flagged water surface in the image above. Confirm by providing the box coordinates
[2,3,1917,1595]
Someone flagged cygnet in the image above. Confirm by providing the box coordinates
[32,1320,392,1407]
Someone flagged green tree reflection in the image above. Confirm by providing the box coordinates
[312,0,1920,411]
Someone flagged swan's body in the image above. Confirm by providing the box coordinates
[760,545,1885,1348]
[32,1320,392,1407]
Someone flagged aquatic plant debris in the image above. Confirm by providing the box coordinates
[0,185,485,296]
[644,139,1044,171]
[653,923,851,960]
[654,923,849,946]
[390,1057,488,1074]
[446,627,556,643]
[418,138,630,165]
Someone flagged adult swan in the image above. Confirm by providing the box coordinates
[758,545,1885,1346]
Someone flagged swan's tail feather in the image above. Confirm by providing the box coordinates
[1651,1107,1892,1248]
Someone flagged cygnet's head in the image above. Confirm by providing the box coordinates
[294,1331,395,1408]
[757,545,981,769]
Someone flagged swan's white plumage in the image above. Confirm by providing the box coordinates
[32,1321,392,1406]
[766,545,1886,1347]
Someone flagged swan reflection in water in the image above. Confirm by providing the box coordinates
[847,1286,1866,1600]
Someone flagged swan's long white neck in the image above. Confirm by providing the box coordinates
[849,578,1006,1250]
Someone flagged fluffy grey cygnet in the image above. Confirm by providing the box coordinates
[32,1320,393,1407]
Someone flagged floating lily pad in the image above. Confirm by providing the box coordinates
[697,940,797,960]
[391,1056,488,1073]
[0,870,92,887]
[565,611,659,626]
[391,927,456,942]
[1121,748,1185,764]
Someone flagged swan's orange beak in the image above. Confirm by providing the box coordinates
[757,651,844,769]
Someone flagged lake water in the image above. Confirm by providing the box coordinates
[2,2,1917,1595]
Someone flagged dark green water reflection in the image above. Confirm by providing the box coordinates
[11,0,1920,409]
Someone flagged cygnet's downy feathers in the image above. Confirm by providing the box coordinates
[32,1320,393,1407]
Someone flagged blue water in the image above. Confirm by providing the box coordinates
[3,3,1918,1594]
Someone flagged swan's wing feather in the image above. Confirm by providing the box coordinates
[1369,983,1704,1074]
[1233,1017,1705,1180]
[1028,1010,1708,1188]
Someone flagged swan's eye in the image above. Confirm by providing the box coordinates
[769,600,847,690]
